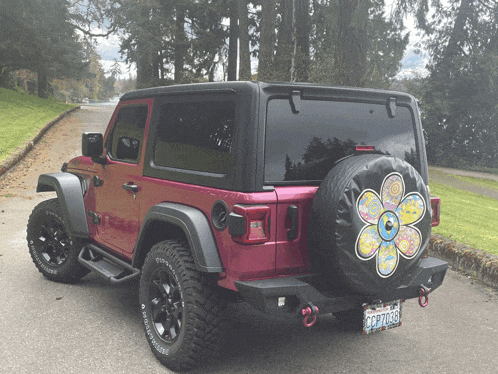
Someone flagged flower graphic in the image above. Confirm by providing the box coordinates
[355,173,426,278]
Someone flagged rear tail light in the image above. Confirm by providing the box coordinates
[430,196,441,227]
[228,205,271,244]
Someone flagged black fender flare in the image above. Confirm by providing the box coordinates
[132,203,224,273]
[36,172,89,238]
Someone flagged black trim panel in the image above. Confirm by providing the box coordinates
[132,203,224,272]
[36,172,90,238]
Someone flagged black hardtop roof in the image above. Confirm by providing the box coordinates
[120,81,416,106]
[120,81,258,101]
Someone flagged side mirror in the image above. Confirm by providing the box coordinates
[82,133,106,165]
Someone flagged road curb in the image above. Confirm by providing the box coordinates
[0,106,80,179]
[429,234,498,289]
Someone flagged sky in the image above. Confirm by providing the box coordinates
[395,15,431,79]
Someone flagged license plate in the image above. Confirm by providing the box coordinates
[363,299,402,334]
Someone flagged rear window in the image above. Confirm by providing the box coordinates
[265,99,420,184]
[153,101,235,174]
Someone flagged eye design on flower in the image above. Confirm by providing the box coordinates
[355,173,426,278]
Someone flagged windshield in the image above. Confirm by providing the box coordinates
[264,98,420,184]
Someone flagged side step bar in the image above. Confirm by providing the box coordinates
[78,243,141,284]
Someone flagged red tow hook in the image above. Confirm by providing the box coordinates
[418,285,432,307]
[301,303,319,327]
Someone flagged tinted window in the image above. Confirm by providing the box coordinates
[107,105,148,163]
[153,101,235,174]
[265,99,419,184]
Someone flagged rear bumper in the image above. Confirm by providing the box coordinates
[235,256,448,318]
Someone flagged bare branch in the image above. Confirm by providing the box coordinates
[67,21,117,37]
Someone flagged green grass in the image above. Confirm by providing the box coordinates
[452,175,498,191]
[0,88,75,162]
[430,182,498,256]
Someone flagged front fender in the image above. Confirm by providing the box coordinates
[133,203,223,273]
[36,173,89,238]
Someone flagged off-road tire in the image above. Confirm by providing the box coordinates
[27,198,90,283]
[139,240,223,371]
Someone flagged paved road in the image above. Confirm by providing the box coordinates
[429,166,498,200]
[1,107,498,373]
[430,166,498,183]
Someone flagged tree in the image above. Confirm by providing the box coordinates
[363,0,409,88]
[258,0,277,80]
[188,0,228,82]
[309,0,409,87]
[238,0,252,80]
[273,0,294,80]
[0,0,89,97]
[420,0,498,169]
[227,1,239,81]
[291,0,311,81]
[68,0,419,88]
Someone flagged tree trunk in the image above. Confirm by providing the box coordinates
[37,70,50,99]
[258,0,277,80]
[228,2,239,81]
[436,0,472,76]
[291,0,310,82]
[334,0,368,87]
[238,0,252,80]
[274,0,293,81]
[174,5,187,84]
[136,6,154,89]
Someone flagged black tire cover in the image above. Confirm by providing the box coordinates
[308,154,431,296]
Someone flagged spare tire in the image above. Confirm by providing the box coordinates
[307,154,431,297]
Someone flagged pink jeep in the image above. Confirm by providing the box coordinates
[27,82,446,371]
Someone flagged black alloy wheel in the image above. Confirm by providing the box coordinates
[35,220,71,267]
[149,268,184,343]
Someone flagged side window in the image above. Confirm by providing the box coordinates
[153,101,235,174]
[107,105,148,163]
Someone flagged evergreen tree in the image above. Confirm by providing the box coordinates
[421,0,498,169]
[0,0,89,97]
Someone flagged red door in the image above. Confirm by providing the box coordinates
[92,101,151,256]
[94,162,142,255]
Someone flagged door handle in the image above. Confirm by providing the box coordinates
[122,183,138,193]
